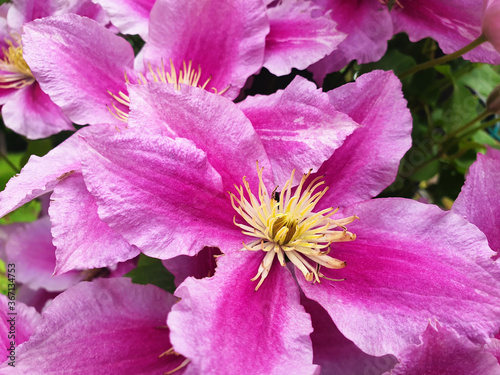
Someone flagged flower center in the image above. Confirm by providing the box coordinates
[108,59,229,122]
[230,163,358,290]
[0,36,35,89]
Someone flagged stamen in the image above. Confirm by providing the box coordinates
[107,58,230,122]
[230,163,358,290]
[160,347,191,375]
[0,35,35,89]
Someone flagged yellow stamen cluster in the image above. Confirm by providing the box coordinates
[0,36,35,89]
[230,163,358,291]
[108,59,229,122]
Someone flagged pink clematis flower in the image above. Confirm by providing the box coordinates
[0,0,109,139]
[310,0,500,83]
[68,69,500,371]
[0,278,190,374]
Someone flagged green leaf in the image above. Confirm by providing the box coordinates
[441,83,480,133]
[409,159,440,182]
[20,139,52,169]
[458,64,500,100]
[0,153,22,190]
[0,200,41,225]
[359,49,416,77]
[471,130,500,149]
[125,255,175,293]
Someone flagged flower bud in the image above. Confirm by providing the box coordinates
[482,0,500,52]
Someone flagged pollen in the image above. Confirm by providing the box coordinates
[0,35,35,89]
[107,59,229,122]
[230,163,358,291]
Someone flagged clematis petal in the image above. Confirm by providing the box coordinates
[5,217,81,291]
[49,173,140,274]
[1,83,73,140]
[162,246,221,287]
[483,0,500,53]
[168,251,318,374]
[300,296,397,374]
[7,0,108,30]
[389,323,500,375]
[22,14,134,125]
[391,1,500,64]
[238,76,358,186]
[0,278,184,374]
[0,295,40,360]
[0,134,80,219]
[144,0,269,99]
[263,0,345,76]
[308,0,393,83]
[299,198,500,357]
[453,148,500,255]
[318,70,412,209]
[92,0,155,40]
[79,124,242,259]
[127,83,273,191]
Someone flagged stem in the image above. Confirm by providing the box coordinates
[399,34,487,79]
[0,151,19,173]
[406,115,499,180]
[442,110,491,142]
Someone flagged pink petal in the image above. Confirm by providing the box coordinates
[0,295,40,360]
[299,198,500,357]
[93,0,155,40]
[5,217,82,291]
[7,0,108,30]
[453,148,500,255]
[390,323,500,375]
[391,1,500,64]
[308,0,392,83]
[301,296,397,374]
[162,246,221,287]
[0,134,80,219]
[22,14,134,125]
[168,251,318,374]
[1,83,73,140]
[483,0,500,53]
[127,83,273,191]
[0,278,185,374]
[144,0,269,98]
[238,76,358,186]
[79,124,242,259]
[263,0,346,76]
[49,173,140,274]
[318,70,412,209]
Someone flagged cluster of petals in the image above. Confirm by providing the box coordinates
[4,66,500,373]
[1,1,500,373]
